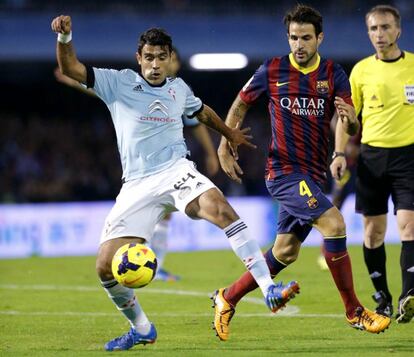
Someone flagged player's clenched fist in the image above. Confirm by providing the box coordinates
[51,15,72,34]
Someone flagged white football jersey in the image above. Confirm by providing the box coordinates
[92,67,203,181]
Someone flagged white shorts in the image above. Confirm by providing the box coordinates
[100,158,218,244]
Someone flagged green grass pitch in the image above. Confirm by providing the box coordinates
[0,245,412,356]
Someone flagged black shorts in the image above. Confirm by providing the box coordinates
[356,143,414,215]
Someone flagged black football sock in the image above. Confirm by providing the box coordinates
[400,241,414,301]
[363,243,392,302]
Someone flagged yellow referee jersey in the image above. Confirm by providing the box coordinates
[350,51,414,148]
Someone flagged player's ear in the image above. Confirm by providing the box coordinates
[317,31,324,46]
[136,51,142,65]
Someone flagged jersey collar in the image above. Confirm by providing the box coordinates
[137,73,167,88]
[289,53,320,74]
[375,51,405,63]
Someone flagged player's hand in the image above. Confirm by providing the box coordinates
[51,15,72,34]
[227,123,256,159]
[217,145,244,184]
[330,156,347,181]
[205,153,220,177]
[334,96,359,135]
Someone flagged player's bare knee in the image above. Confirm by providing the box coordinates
[365,224,386,238]
[274,244,299,265]
[364,218,386,246]
[96,257,113,281]
[190,191,238,227]
[314,207,346,237]
[333,216,346,236]
[364,231,386,247]
[401,221,414,241]
[318,215,345,236]
[277,251,297,265]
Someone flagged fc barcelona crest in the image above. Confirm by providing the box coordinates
[307,197,319,209]
[316,80,329,94]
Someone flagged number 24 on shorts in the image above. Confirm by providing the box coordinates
[173,172,195,190]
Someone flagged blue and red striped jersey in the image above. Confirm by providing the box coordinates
[239,54,352,184]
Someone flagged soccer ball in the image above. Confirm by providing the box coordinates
[112,243,158,288]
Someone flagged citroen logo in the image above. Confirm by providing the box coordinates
[148,100,168,116]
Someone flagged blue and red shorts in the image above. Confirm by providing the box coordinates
[266,173,333,242]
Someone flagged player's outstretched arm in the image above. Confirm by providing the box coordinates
[197,103,254,184]
[51,15,87,84]
[334,96,360,136]
[196,104,255,151]
[219,95,251,158]
[191,124,219,176]
[217,95,251,183]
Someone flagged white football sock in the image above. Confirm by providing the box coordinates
[101,279,151,335]
[150,219,169,270]
[224,219,273,296]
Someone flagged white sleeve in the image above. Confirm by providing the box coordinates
[183,82,203,118]
[92,67,119,104]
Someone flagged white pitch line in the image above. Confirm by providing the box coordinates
[0,310,343,318]
[0,283,279,304]
[0,283,327,317]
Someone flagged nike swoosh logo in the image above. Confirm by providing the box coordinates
[276,81,290,87]
[124,273,145,285]
[331,254,348,262]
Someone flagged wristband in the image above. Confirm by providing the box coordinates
[57,31,72,44]
[331,151,345,160]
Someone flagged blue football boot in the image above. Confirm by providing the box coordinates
[265,281,300,313]
[104,323,157,351]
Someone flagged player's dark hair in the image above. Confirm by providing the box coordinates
[138,28,173,54]
[366,5,401,28]
[284,4,323,36]
[172,46,181,63]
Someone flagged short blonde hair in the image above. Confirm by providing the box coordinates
[366,5,401,28]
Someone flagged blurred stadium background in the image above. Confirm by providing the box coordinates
[1,0,413,257]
